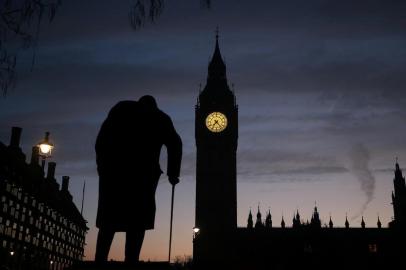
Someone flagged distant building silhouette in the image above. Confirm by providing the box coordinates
[193,33,406,270]
[0,127,88,270]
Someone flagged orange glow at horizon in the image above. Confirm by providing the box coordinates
[82,170,395,262]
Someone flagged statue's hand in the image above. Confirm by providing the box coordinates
[169,176,180,186]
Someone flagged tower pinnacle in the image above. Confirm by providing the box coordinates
[247,208,253,229]
[208,28,226,82]
[392,158,406,227]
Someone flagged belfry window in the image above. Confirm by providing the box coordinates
[368,244,378,253]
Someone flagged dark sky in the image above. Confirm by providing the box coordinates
[1,0,406,261]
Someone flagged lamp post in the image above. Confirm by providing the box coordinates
[8,250,15,269]
[37,131,54,169]
[193,227,200,240]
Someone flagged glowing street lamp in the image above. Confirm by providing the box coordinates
[37,131,54,169]
[193,227,200,240]
[38,132,54,157]
[10,251,14,256]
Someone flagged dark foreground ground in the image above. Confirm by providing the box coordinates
[67,261,178,270]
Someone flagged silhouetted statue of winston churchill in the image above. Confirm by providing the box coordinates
[95,96,182,263]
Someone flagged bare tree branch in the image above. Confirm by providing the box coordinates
[0,0,61,96]
[1,0,212,97]
[201,0,211,9]
[129,0,210,31]
[129,0,164,31]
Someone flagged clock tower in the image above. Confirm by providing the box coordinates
[194,32,238,262]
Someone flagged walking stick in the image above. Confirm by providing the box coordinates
[168,183,175,262]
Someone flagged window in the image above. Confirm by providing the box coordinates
[369,244,378,253]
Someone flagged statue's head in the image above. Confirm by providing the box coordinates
[139,95,158,111]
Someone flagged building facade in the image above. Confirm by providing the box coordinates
[0,127,88,270]
[193,35,406,270]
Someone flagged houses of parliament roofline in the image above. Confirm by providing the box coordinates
[246,199,387,230]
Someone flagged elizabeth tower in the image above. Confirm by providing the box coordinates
[194,32,238,262]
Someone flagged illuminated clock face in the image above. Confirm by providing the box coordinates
[205,112,228,132]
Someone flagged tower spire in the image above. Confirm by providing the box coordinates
[265,208,272,228]
[255,203,263,228]
[247,208,253,229]
[377,215,382,228]
[392,158,406,227]
[395,157,403,178]
[207,27,226,82]
[293,210,301,228]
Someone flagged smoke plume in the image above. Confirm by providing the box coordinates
[350,143,375,220]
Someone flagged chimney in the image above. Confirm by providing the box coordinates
[62,176,70,191]
[30,146,39,165]
[47,162,56,179]
[9,127,22,148]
